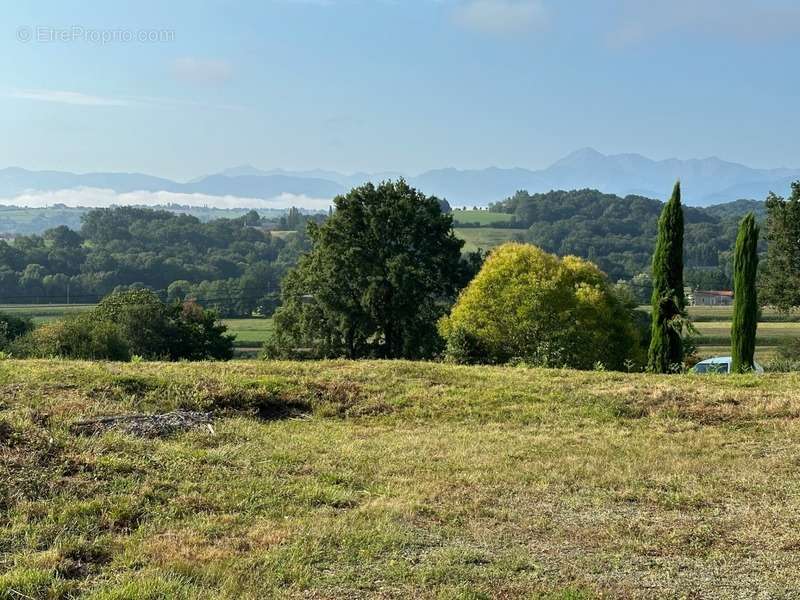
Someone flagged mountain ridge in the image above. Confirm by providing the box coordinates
[1,149,798,207]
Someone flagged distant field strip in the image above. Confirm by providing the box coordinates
[222,318,274,347]
[454,228,522,252]
[452,210,514,226]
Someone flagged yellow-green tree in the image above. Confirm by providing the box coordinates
[438,243,642,370]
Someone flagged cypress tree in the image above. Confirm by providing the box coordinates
[731,213,760,373]
[648,181,685,373]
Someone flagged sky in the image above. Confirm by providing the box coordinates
[1,0,800,181]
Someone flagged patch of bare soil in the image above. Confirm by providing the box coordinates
[70,410,214,438]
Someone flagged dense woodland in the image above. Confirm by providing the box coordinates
[0,189,766,314]
[0,207,314,316]
[487,190,765,293]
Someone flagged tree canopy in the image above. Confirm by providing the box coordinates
[759,182,800,311]
[648,182,687,373]
[439,243,643,370]
[731,213,760,373]
[12,289,233,361]
[266,180,466,359]
[488,189,764,291]
[0,207,311,316]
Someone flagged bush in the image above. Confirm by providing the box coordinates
[94,290,234,360]
[13,290,234,361]
[777,337,800,361]
[0,312,34,350]
[439,243,643,370]
[765,357,800,373]
[12,316,130,361]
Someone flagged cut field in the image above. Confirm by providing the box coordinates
[221,318,274,348]
[694,321,800,344]
[2,360,800,598]
[454,227,522,253]
[452,210,514,226]
[0,304,95,324]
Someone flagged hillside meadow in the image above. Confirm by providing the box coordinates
[2,360,800,598]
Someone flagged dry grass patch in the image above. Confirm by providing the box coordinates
[2,360,800,597]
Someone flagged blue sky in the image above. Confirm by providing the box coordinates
[2,0,799,180]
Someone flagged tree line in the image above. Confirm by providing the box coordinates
[2,178,799,369]
[0,207,312,316]
[486,189,765,296]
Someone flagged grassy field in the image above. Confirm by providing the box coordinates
[0,304,94,324]
[2,360,800,598]
[452,210,514,226]
[454,228,522,253]
[222,318,274,348]
[687,305,800,322]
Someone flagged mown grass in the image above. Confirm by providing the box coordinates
[686,305,800,322]
[2,360,800,598]
[0,305,95,325]
[696,345,778,362]
[454,228,523,253]
[221,318,274,348]
[451,211,515,226]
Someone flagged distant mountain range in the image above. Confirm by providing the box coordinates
[2,149,799,207]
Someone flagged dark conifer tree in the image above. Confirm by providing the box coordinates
[648,181,685,373]
[731,213,760,372]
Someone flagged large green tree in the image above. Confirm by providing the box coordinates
[760,182,800,311]
[266,180,465,359]
[648,182,686,373]
[731,213,760,373]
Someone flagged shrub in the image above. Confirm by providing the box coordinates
[12,316,131,361]
[438,243,643,370]
[765,357,800,373]
[12,291,234,361]
[0,312,34,350]
[778,337,800,361]
[94,290,234,360]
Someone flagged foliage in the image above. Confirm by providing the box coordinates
[439,243,643,370]
[759,181,800,311]
[266,180,465,359]
[12,315,130,360]
[648,182,687,373]
[777,336,800,362]
[731,213,760,372]
[0,206,309,316]
[12,290,234,361]
[488,188,763,283]
[0,311,34,350]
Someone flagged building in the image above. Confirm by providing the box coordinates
[691,290,734,306]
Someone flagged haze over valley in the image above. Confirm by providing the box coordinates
[2,148,798,210]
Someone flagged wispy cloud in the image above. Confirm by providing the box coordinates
[2,89,132,107]
[452,0,548,35]
[607,0,800,47]
[2,88,243,112]
[171,57,233,85]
